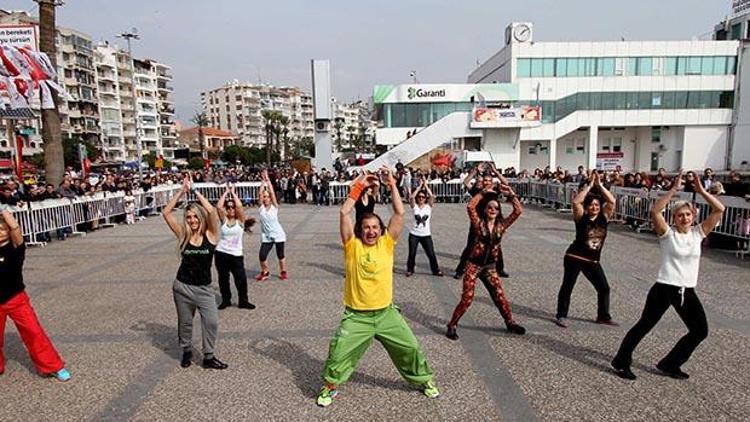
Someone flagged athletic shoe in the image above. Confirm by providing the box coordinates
[422,380,440,399]
[316,385,338,407]
[238,302,256,310]
[217,301,231,310]
[553,317,569,328]
[405,271,413,277]
[595,318,619,326]
[202,357,228,370]
[499,270,510,278]
[445,326,459,341]
[181,351,192,368]
[611,361,637,380]
[280,271,288,280]
[433,271,444,277]
[506,323,526,335]
[255,271,270,281]
[54,368,71,382]
[656,362,689,380]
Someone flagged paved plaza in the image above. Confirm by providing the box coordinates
[1,203,749,421]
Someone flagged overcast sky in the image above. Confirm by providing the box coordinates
[3,0,729,121]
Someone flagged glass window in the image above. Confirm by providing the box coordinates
[391,104,406,127]
[701,57,715,75]
[612,138,622,152]
[601,92,615,109]
[719,91,734,108]
[712,57,726,74]
[599,58,615,76]
[589,92,602,110]
[731,23,742,40]
[627,92,639,109]
[530,59,544,77]
[567,58,580,77]
[702,91,720,108]
[517,59,531,77]
[638,92,652,109]
[651,92,663,108]
[651,127,661,143]
[676,57,687,75]
[627,58,637,76]
[686,91,700,108]
[637,57,653,76]
[541,101,555,123]
[555,58,567,77]
[577,92,590,110]
[727,56,737,74]
[687,57,702,74]
[614,92,627,110]
[661,91,675,108]
[543,58,555,77]
[674,91,688,108]
[585,58,597,76]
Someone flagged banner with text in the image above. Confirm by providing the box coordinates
[596,152,624,171]
[470,106,541,128]
[0,25,37,49]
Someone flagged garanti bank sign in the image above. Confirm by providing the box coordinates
[373,84,518,104]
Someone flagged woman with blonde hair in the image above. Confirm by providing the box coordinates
[162,176,228,370]
[256,169,288,281]
[612,171,725,380]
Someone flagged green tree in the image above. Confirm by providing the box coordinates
[261,109,283,165]
[333,118,344,152]
[188,157,205,170]
[191,112,209,159]
[62,136,97,167]
[291,136,314,159]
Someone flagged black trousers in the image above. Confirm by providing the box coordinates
[556,255,611,320]
[613,283,708,369]
[214,251,249,304]
[259,242,285,261]
[406,234,440,274]
[455,228,505,274]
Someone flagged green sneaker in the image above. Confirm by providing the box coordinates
[316,385,338,407]
[422,380,440,399]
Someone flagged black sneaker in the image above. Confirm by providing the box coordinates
[217,302,231,310]
[238,302,256,310]
[611,361,636,380]
[180,351,192,368]
[445,326,459,341]
[499,270,510,278]
[506,323,526,335]
[202,357,228,370]
[656,362,689,380]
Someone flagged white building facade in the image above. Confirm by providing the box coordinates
[374,22,740,172]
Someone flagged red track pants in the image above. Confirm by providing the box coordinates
[0,291,64,375]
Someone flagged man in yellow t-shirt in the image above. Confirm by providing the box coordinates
[316,168,439,407]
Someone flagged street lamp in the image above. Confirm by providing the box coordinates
[409,70,418,84]
[116,28,143,180]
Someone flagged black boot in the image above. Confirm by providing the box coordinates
[180,351,192,368]
[202,356,228,370]
[445,326,459,341]
[506,322,526,335]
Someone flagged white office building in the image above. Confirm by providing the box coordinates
[371,22,741,172]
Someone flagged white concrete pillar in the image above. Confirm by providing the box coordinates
[587,125,598,170]
[548,137,557,169]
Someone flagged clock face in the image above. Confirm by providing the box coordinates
[514,24,531,42]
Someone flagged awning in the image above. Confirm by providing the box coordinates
[0,107,37,120]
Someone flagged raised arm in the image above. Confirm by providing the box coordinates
[572,176,594,221]
[409,180,422,207]
[262,170,279,207]
[693,175,726,236]
[231,186,245,223]
[499,184,523,230]
[467,190,485,235]
[382,167,404,240]
[193,188,220,242]
[162,177,189,238]
[217,188,229,222]
[424,179,435,206]
[2,209,24,248]
[340,173,378,244]
[651,171,682,237]
[593,172,616,220]
[463,165,479,190]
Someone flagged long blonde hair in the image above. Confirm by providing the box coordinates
[178,203,208,253]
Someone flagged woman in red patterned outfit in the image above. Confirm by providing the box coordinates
[446,182,525,340]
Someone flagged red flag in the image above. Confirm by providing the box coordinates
[14,134,24,179]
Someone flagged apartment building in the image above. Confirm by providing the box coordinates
[201,82,314,151]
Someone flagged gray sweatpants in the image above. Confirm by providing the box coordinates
[172,279,219,359]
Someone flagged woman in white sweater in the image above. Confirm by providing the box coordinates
[612,170,725,380]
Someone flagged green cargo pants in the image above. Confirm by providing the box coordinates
[321,304,434,386]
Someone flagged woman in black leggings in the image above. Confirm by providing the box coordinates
[405,179,442,277]
[554,171,617,328]
[215,185,256,310]
[612,171,725,380]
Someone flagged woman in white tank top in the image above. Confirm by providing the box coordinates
[256,169,288,281]
[405,179,442,277]
[216,185,256,310]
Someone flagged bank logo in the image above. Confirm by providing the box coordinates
[407,86,446,100]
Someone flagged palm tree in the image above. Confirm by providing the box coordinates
[35,0,64,186]
[276,115,289,159]
[191,112,209,159]
[333,119,344,152]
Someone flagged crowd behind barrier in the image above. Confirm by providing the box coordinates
[2,163,749,255]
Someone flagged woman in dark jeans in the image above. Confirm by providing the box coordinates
[554,171,617,328]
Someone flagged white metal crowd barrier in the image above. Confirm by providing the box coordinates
[191,182,262,204]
